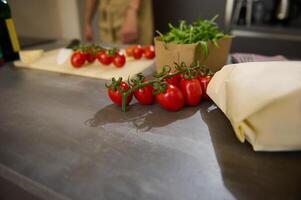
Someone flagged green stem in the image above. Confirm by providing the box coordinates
[121,93,127,112]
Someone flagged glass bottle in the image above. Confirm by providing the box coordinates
[0,0,20,64]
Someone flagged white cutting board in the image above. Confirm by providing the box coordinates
[14,49,154,80]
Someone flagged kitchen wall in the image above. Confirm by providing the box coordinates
[153,0,227,34]
[8,0,226,42]
[9,0,81,40]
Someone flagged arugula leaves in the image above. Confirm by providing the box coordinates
[156,16,228,58]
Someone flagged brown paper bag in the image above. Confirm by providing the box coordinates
[154,37,232,72]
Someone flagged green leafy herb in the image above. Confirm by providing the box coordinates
[156,15,229,58]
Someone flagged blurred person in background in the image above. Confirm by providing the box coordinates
[84,0,153,45]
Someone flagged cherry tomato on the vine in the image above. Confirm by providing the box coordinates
[96,51,105,63]
[133,46,143,59]
[71,51,85,68]
[156,84,184,111]
[108,81,133,106]
[134,81,155,105]
[180,78,202,106]
[85,49,96,63]
[97,51,115,65]
[143,45,155,59]
[125,45,136,57]
[165,73,182,88]
[113,53,126,68]
[198,75,213,101]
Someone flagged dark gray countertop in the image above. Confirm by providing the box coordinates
[0,43,301,200]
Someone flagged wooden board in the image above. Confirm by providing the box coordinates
[14,49,154,80]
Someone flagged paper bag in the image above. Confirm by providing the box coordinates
[154,37,232,72]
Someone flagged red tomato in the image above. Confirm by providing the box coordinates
[180,78,202,106]
[113,53,126,68]
[134,82,155,105]
[97,51,114,65]
[96,51,105,63]
[108,82,133,106]
[71,51,85,68]
[156,84,184,111]
[198,75,212,101]
[125,45,137,57]
[143,45,155,59]
[85,51,96,63]
[133,46,143,59]
[165,73,182,87]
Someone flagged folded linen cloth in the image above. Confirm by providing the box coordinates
[207,61,301,151]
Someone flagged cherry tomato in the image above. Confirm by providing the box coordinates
[96,51,105,63]
[198,75,212,101]
[180,78,202,106]
[134,81,155,105]
[133,46,143,59]
[97,51,115,65]
[85,50,96,63]
[125,45,137,57]
[71,51,85,68]
[156,84,184,111]
[108,81,133,106]
[113,53,126,68]
[165,73,182,87]
[143,45,155,59]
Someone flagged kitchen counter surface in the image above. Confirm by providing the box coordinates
[0,42,301,200]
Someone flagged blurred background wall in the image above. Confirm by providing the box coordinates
[8,0,224,43]
[7,0,301,59]
[9,0,81,40]
[153,0,227,33]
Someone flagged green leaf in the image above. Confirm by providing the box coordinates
[212,39,219,48]
[199,41,209,59]
[210,15,219,23]
[156,30,164,38]
[157,15,227,57]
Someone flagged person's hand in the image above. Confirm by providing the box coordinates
[84,23,93,42]
[120,9,138,44]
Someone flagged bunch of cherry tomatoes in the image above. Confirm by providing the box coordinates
[125,45,155,60]
[70,44,155,69]
[106,63,213,112]
[70,46,126,68]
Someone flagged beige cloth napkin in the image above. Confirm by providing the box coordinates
[207,61,301,151]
